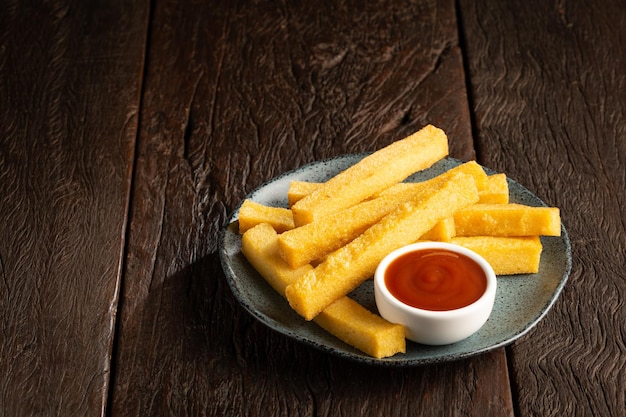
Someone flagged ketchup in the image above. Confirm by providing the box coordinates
[384,248,487,311]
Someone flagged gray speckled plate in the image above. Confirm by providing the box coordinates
[219,155,572,366]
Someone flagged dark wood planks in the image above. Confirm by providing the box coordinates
[109,1,513,416]
[458,0,626,416]
[0,2,148,416]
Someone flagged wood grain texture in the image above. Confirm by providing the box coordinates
[0,1,148,416]
[109,1,512,416]
[458,0,626,416]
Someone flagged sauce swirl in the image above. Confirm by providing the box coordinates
[384,248,487,311]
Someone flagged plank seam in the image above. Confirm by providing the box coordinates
[104,1,154,416]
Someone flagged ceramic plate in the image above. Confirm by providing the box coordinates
[219,155,572,366]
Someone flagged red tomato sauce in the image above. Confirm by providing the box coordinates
[384,249,487,311]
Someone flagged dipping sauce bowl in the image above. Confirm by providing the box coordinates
[374,242,497,345]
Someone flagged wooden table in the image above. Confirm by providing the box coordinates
[1,1,624,416]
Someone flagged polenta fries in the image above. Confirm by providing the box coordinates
[234,125,562,358]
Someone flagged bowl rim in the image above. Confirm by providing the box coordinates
[374,241,497,319]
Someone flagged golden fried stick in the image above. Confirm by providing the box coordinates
[287,160,488,206]
[285,171,480,321]
[278,161,484,268]
[479,173,509,204]
[238,199,294,233]
[454,203,561,237]
[290,125,449,226]
[451,236,543,275]
[314,297,406,359]
[241,223,405,358]
[241,223,313,295]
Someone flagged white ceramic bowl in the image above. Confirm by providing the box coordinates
[374,242,497,346]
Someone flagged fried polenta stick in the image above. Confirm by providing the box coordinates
[479,173,509,204]
[315,297,406,359]
[290,125,449,226]
[420,216,456,241]
[241,223,406,358]
[451,236,543,275]
[285,171,480,321]
[239,196,454,267]
[279,196,405,268]
[454,203,561,237]
[241,223,313,295]
[278,161,483,267]
[239,199,295,233]
[287,181,319,206]
[288,160,489,206]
